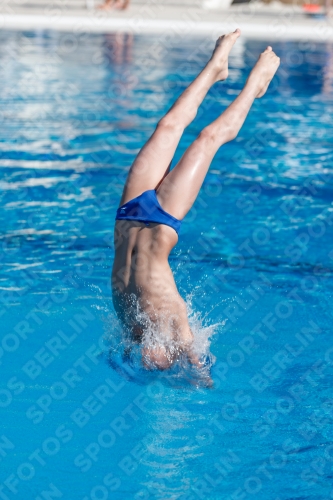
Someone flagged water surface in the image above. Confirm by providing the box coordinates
[0,31,333,499]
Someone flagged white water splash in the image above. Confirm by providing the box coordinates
[101,292,225,388]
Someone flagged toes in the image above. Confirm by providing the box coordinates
[261,46,272,55]
[230,28,241,39]
[219,28,241,41]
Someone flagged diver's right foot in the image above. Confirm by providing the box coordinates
[247,46,280,98]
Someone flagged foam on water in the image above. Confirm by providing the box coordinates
[100,290,223,389]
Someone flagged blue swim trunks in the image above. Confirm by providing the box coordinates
[115,190,181,235]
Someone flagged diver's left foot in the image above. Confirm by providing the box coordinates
[210,28,241,82]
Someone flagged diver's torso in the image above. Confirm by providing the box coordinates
[112,220,186,337]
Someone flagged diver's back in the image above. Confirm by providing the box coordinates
[112,220,193,362]
[112,220,178,295]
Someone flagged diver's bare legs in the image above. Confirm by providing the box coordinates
[157,47,280,219]
[120,30,241,205]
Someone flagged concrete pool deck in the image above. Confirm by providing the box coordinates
[0,3,333,40]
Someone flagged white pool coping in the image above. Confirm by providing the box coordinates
[0,9,332,41]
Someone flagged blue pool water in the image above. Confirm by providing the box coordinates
[1,30,333,499]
